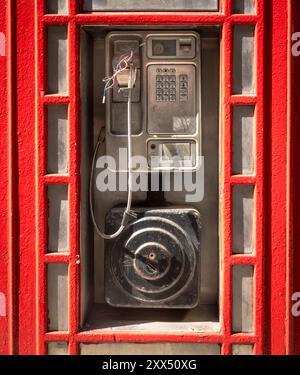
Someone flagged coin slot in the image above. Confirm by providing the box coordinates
[179,39,193,53]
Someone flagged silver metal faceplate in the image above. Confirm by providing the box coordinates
[105,31,201,171]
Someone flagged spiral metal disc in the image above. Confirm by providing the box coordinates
[109,216,197,303]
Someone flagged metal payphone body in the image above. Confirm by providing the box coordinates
[97,31,203,309]
[105,31,201,171]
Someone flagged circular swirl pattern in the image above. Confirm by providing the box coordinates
[109,216,197,302]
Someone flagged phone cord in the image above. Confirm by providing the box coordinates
[89,69,135,240]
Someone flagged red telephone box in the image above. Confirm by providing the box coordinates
[0,0,299,355]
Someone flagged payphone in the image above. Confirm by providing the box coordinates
[90,32,202,309]
[105,31,201,170]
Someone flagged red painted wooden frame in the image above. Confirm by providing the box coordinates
[0,0,10,355]
[0,0,293,354]
[292,0,300,355]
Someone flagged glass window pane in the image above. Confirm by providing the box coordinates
[80,343,221,355]
[233,26,255,95]
[47,106,68,174]
[46,0,68,14]
[233,106,255,175]
[82,0,219,11]
[48,185,69,253]
[232,344,254,355]
[47,264,69,331]
[232,266,254,333]
[48,342,68,355]
[233,0,256,14]
[233,185,254,254]
[47,26,68,94]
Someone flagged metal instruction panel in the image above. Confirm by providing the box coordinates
[148,64,197,135]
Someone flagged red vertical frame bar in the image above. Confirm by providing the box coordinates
[36,0,47,355]
[68,0,81,355]
[264,0,291,354]
[292,0,300,354]
[286,0,292,355]
[0,0,10,355]
[14,0,37,354]
[219,0,233,356]
[253,0,265,355]
[6,0,17,355]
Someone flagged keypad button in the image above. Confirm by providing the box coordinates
[180,82,188,89]
[180,74,188,82]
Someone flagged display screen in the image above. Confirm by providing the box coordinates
[152,40,177,57]
[82,0,219,12]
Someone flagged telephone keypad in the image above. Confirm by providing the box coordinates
[156,74,177,102]
[155,73,189,102]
